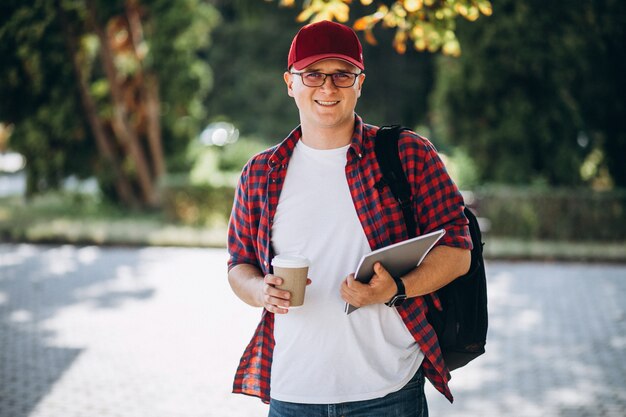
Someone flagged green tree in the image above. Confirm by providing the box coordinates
[430,0,626,187]
[570,0,626,188]
[0,0,219,207]
[206,0,436,142]
[270,0,492,56]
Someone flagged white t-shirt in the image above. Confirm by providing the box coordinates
[270,140,424,404]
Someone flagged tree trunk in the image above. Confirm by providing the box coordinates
[55,0,138,208]
[125,0,166,181]
[85,0,159,208]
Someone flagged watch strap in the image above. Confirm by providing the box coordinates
[386,275,407,307]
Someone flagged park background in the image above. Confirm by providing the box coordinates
[1,0,625,260]
[1,2,626,417]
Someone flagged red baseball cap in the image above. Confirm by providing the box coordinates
[288,20,364,71]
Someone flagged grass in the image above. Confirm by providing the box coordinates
[0,193,228,248]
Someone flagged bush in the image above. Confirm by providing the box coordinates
[473,186,626,242]
[160,181,626,242]
[217,138,269,173]
[161,180,234,227]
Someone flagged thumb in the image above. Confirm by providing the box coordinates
[373,262,393,283]
[374,262,387,275]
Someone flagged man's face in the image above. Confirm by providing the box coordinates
[284,59,365,132]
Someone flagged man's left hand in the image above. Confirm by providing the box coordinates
[340,262,398,308]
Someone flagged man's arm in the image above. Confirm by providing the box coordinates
[228,263,296,315]
[340,245,470,308]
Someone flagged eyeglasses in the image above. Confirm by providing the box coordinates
[290,71,362,88]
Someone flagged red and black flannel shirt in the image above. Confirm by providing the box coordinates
[227,115,472,404]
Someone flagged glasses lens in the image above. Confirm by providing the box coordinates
[297,72,357,88]
[331,73,356,87]
[301,72,325,87]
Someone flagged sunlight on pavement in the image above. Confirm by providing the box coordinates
[1,245,625,417]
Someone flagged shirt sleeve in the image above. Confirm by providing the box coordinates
[403,135,472,250]
[227,164,260,271]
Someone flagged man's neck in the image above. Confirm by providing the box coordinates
[299,119,355,150]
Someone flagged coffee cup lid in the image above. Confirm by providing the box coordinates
[271,254,310,268]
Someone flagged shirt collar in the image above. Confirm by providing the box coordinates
[349,114,366,158]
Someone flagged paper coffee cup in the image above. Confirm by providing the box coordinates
[271,255,310,307]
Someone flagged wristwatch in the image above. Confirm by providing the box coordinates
[385,275,407,307]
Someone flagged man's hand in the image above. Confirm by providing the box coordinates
[228,263,311,314]
[260,274,312,315]
[340,262,397,308]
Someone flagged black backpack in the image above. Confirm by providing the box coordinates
[374,125,488,371]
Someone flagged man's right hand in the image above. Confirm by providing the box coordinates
[228,263,311,314]
[260,274,313,314]
[260,274,292,314]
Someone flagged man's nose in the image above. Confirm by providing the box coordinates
[320,75,339,90]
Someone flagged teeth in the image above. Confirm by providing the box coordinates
[317,100,338,106]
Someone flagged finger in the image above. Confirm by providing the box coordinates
[261,274,291,313]
[266,302,289,315]
[345,274,358,288]
[340,279,351,299]
[263,293,291,312]
[341,287,363,307]
[264,274,283,286]
[265,284,291,302]
[340,278,352,299]
[263,274,291,299]
[341,277,363,305]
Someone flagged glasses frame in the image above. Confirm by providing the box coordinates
[290,71,363,88]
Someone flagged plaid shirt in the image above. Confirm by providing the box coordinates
[227,115,472,404]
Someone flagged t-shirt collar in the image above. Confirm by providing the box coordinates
[269,114,365,167]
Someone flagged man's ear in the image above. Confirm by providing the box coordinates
[284,71,294,97]
[356,73,365,98]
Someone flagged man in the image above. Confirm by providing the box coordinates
[227,20,472,416]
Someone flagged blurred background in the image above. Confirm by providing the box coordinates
[1,1,625,416]
[0,0,624,255]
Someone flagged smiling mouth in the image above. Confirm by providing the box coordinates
[315,100,339,106]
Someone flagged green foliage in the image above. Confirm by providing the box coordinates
[0,0,94,194]
[177,137,265,187]
[440,147,479,189]
[205,1,436,141]
[0,192,228,247]
[4,0,625,208]
[475,186,626,241]
[270,0,493,56]
[431,0,626,187]
[216,138,269,172]
[0,191,124,219]
[204,2,300,141]
[148,0,220,150]
[161,181,234,226]
[0,0,220,200]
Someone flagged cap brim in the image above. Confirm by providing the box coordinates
[292,54,364,71]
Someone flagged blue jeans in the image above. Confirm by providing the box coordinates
[268,368,428,417]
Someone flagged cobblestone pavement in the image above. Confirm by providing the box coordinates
[0,244,624,417]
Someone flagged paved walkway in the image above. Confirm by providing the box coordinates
[0,244,624,417]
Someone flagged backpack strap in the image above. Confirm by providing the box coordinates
[374,125,417,239]
[374,125,488,371]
